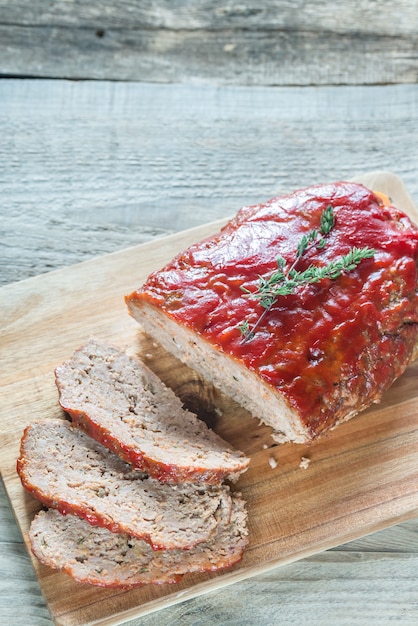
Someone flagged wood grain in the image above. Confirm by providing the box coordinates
[2,0,418,32]
[1,173,417,626]
[1,1,418,85]
[2,79,418,287]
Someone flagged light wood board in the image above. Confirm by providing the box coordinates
[1,172,418,626]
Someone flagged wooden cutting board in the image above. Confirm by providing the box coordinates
[1,172,418,626]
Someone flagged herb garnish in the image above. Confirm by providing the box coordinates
[238,205,375,342]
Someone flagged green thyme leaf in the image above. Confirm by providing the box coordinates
[320,204,335,235]
[239,206,375,342]
[237,319,251,337]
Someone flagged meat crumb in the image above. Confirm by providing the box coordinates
[299,456,310,470]
[268,456,277,469]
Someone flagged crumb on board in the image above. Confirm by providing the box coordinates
[268,456,278,469]
[262,444,268,449]
[299,456,310,470]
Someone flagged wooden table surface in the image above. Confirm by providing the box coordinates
[1,2,418,625]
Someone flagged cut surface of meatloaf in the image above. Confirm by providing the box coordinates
[55,338,249,483]
[29,496,248,588]
[126,182,418,443]
[17,420,233,550]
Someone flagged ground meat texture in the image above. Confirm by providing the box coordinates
[29,495,248,588]
[126,182,418,443]
[17,420,233,550]
[54,338,249,483]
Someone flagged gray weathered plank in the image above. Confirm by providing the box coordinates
[1,26,418,85]
[1,1,418,84]
[2,79,418,286]
[1,0,418,34]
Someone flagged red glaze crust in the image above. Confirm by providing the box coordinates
[66,408,244,484]
[127,182,418,438]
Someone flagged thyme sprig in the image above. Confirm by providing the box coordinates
[238,206,375,343]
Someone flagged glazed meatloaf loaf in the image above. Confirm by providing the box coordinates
[17,420,235,550]
[55,338,249,483]
[126,182,418,443]
[29,497,248,588]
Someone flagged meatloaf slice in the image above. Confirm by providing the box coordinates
[126,182,418,443]
[55,338,249,483]
[29,495,248,588]
[17,420,232,550]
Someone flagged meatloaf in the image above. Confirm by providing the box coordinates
[17,420,234,550]
[29,496,248,588]
[55,338,249,483]
[126,182,418,443]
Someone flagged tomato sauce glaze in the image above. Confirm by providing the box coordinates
[136,183,418,435]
